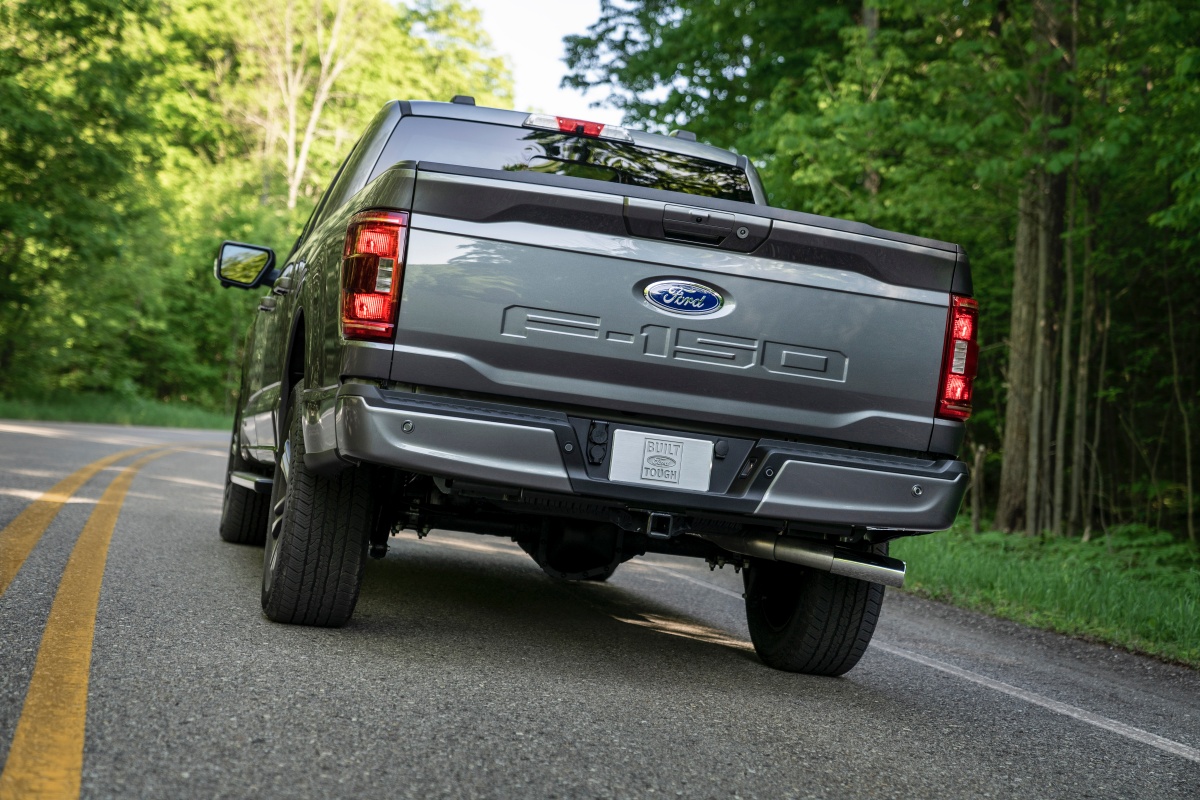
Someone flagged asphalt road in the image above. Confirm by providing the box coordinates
[1,420,1198,799]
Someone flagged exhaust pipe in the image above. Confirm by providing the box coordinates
[702,533,906,588]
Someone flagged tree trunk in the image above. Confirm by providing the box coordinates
[245,0,362,210]
[996,0,1070,533]
[1027,159,1066,537]
[1068,192,1095,531]
[862,2,879,40]
[1040,312,1057,536]
[1026,192,1047,537]
[287,0,350,209]
[1167,298,1196,544]
[1084,297,1110,541]
[1053,170,1076,535]
[995,176,1040,532]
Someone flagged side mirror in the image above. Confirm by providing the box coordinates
[214,241,276,289]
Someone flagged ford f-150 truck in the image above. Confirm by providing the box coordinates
[214,97,978,676]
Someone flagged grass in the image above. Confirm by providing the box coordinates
[0,392,232,430]
[892,523,1200,668]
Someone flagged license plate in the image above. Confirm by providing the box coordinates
[608,430,713,492]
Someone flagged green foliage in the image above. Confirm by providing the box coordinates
[0,391,231,429]
[564,0,853,143]
[567,0,1200,542]
[0,0,163,385]
[0,0,512,412]
[893,524,1200,666]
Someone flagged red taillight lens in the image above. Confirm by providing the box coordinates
[937,294,979,420]
[342,210,408,341]
[352,225,399,258]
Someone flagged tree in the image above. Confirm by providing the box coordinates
[0,0,512,409]
[565,0,853,150]
[0,0,162,391]
[565,0,1200,545]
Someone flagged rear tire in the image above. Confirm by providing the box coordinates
[743,545,887,676]
[218,412,269,546]
[261,391,376,627]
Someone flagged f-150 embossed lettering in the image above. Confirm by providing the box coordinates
[501,305,847,381]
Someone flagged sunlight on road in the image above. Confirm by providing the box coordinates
[608,610,755,653]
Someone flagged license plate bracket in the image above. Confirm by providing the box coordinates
[608,430,713,492]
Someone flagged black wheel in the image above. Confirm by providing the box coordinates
[219,411,270,545]
[261,391,377,626]
[743,545,887,676]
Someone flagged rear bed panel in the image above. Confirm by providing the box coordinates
[389,215,950,452]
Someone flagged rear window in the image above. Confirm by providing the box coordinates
[373,117,754,203]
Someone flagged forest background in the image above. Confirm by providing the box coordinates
[1,1,1198,566]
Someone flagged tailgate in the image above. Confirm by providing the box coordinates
[386,169,960,453]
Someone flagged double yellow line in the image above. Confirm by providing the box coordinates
[0,445,179,799]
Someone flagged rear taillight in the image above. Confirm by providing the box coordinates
[937,294,979,420]
[341,210,408,341]
[522,113,633,142]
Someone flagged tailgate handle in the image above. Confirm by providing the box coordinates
[623,198,771,252]
[663,204,734,246]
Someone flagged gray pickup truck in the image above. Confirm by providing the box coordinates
[214,97,978,676]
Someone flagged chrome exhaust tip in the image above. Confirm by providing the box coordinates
[702,533,907,588]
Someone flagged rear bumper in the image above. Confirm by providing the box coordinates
[306,381,967,532]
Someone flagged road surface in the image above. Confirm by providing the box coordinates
[1,420,1197,798]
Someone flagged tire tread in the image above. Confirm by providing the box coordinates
[262,396,373,627]
[219,415,270,546]
[744,547,886,676]
[219,483,270,545]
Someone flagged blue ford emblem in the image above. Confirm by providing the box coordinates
[644,280,723,315]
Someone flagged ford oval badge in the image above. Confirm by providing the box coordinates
[644,281,723,316]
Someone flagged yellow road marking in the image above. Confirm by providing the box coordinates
[0,446,161,599]
[0,449,175,800]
